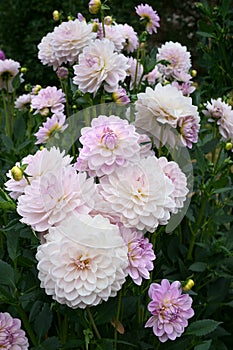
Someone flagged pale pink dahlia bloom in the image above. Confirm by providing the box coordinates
[157,157,189,213]
[145,279,194,342]
[31,86,66,115]
[0,58,20,92]
[36,213,128,308]
[73,39,129,94]
[14,93,32,111]
[38,32,60,70]
[5,147,72,200]
[75,115,141,177]
[0,312,29,349]
[104,24,125,52]
[17,168,95,232]
[136,3,160,34]
[127,57,144,91]
[117,24,139,53]
[156,41,191,80]
[143,66,162,86]
[34,112,68,144]
[99,156,176,232]
[112,87,130,105]
[171,81,196,96]
[120,227,155,285]
[178,115,200,148]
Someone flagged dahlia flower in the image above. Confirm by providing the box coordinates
[38,32,60,70]
[73,39,129,95]
[156,41,191,80]
[75,115,141,177]
[127,57,144,91]
[171,81,196,96]
[31,86,66,115]
[89,0,101,14]
[99,156,176,232]
[136,3,160,34]
[5,147,72,200]
[178,115,200,148]
[17,168,96,232]
[36,213,128,308]
[117,24,139,53]
[104,24,125,52]
[143,66,162,85]
[0,58,20,92]
[34,112,68,144]
[0,312,29,349]
[14,93,32,111]
[0,49,5,60]
[120,227,155,285]
[157,157,189,213]
[145,279,194,342]
[112,87,130,105]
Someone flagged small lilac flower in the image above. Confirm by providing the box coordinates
[171,81,196,96]
[34,112,68,144]
[112,87,130,105]
[30,86,66,115]
[0,312,29,349]
[136,4,160,34]
[120,227,156,285]
[178,115,200,148]
[0,49,5,60]
[145,279,194,342]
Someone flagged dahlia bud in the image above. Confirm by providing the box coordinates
[89,0,101,14]
[40,107,50,117]
[191,69,197,78]
[32,84,42,95]
[11,166,23,181]
[20,67,27,74]
[0,49,6,60]
[183,279,194,291]
[53,10,60,21]
[104,16,113,25]
[112,88,130,105]
[225,142,233,151]
[92,21,99,33]
[56,67,69,79]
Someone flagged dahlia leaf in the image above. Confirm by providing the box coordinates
[186,319,222,336]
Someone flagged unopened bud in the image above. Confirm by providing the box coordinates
[183,279,194,291]
[11,166,23,181]
[67,15,72,21]
[89,0,101,15]
[20,67,27,74]
[104,16,112,25]
[53,10,60,21]
[92,22,99,33]
[32,84,42,95]
[56,67,69,79]
[40,107,50,117]
[191,69,197,78]
[225,142,233,151]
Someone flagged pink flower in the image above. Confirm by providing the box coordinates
[143,66,162,85]
[17,168,96,232]
[145,279,194,342]
[14,93,32,111]
[121,227,155,285]
[75,115,141,177]
[136,4,160,34]
[0,49,5,60]
[38,32,60,70]
[36,213,128,308]
[0,312,29,349]
[34,112,68,144]
[0,58,20,92]
[118,24,139,53]
[31,86,66,115]
[112,87,130,105]
[73,39,129,95]
[171,81,196,96]
[178,115,200,148]
[104,24,125,52]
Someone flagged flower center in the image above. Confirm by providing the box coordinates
[71,255,90,270]
[100,127,119,150]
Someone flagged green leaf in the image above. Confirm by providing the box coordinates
[0,259,15,285]
[188,262,207,272]
[6,230,19,261]
[31,337,61,350]
[34,303,53,340]
[186,319,222,336]
[194,340,212,350]
[196,30,215,38]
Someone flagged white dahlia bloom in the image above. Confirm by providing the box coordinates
[36,213,128,308]
[99,156,176,232]
[17,168,96,232]
[73,39,129,95]
[38,32,60,70]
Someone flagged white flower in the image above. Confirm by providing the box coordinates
[73,39,129,95]
[14,93,32,111]
[38,32,60,70]
[99,156,176,232]
[36,213,128,308]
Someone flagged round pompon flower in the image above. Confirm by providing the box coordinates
[75,115,141,177]
[99,156,176,232]
[36,213,128,309]
[31,86,66,116]
[145,279,194,342]
[38,32,60,70]
[135,3,160,34]
[0,58,20,92]
[34,112,68,144]
[120,227,156,285]
[0,312,29,349]
[73,39,129,95]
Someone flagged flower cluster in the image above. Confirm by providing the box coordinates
[0,312,29,349]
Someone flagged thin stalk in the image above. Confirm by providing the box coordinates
[86,307,101,340]
[114,289,122,350]
[16,304,38,347]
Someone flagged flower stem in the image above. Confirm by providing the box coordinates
[114,288,122,350]
[16,304,38,347]
[86,306,101,340]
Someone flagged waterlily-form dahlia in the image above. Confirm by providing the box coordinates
[120,227,155,285]
[99,156,176,232]
[17,167,96,232]
[202,98,233,142]
[31,86,66,115]
[36,213,128,308]
[156,41,191,80]
[34,112,68,144]
[14,93,32,111]
[135,83,199,138]
[75,115,141,177]
[73,39,129,95]
[136,3,160,34]
[157,157,188,213]
[5,147,72,200]
[145,279,194,342]
[0,312,29,349]
[0,58,20,92]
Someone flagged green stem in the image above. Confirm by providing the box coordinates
[16,304,38,347]
[114,288,122,350]
[86,307,101,340]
